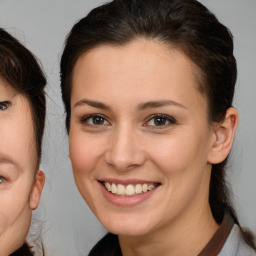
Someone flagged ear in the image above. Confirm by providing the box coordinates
[208,107,238,164]
[29,170,45,210]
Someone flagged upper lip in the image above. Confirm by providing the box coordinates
[98,178,161,185]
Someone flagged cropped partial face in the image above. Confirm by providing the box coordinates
[0,79,44,255]
[69,40,217,236]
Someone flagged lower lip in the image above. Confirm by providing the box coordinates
[99,182,159,206]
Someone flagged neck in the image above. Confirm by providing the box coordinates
[119,205,219,256]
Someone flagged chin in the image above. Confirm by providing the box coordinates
[108,225,150,237]
[99,213,153,237]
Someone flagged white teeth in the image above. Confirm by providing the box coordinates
[117,184,125,195]
[106,182,111,191]
[126,184,135,196]
[111,183,117,193]
[104,182,157,196]
[135,184,142,194]
[142,184,148,192]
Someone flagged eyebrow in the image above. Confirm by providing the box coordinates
[73,98,186,111]
[73,99,111,110]
[0,154,20,169]
[138,100,186,110]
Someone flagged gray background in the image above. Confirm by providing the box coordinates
[0,0,255,255]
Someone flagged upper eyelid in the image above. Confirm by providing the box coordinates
[79,113,176,126]
[143,114,177,128]
[82,113,108,119]
[145,113,176,122]
[81,113,110,123]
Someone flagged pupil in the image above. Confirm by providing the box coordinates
[93,117,104,125]
[154,117,166,126]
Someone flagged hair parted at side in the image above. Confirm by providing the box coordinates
[0,28,46,167]
[60,0,255,249]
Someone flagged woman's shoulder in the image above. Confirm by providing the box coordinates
[219,224,256,256]
[89,233,122,256]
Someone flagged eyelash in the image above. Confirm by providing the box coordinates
[80,114,110,127]
[80,113,176,128]
[0,101,11,111]
[144,114,176,128]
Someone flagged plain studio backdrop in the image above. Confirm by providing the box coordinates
[0,1,255,255]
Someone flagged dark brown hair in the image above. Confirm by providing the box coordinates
[60,0,255,249]
[0,28,46,168]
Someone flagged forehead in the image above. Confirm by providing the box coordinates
[0,78,15,95]
[72,39,205,103]
[0,78,31,107]
[0,77,33,124]
[74,39,199,78]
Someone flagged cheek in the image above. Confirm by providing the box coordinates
[69,131,104,176]
[69,131,107,211]
[147,135,194,171]
[148,129,211,180]
[150,129,212,206]
[0,186,31,235]
[1,120,36,168]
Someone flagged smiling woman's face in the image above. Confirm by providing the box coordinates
[69,39,217,236]
[0,79,43,254]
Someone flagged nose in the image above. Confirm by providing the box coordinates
[104,126,146,171]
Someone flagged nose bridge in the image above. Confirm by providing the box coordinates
[105,122,145,170]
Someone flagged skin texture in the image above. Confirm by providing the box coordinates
[69,39,238,256]
[0,79,45,256]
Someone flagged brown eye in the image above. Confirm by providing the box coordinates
[81,114,110,126]
[154,117,167,126]
[92,116,105,125]
[145,114,176,127]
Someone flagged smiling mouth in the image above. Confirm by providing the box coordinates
[102,181,160,197]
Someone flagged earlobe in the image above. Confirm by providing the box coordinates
[29,170,45,210]
[208,107,238,164]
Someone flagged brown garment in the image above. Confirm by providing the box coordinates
[198,211,234,256]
